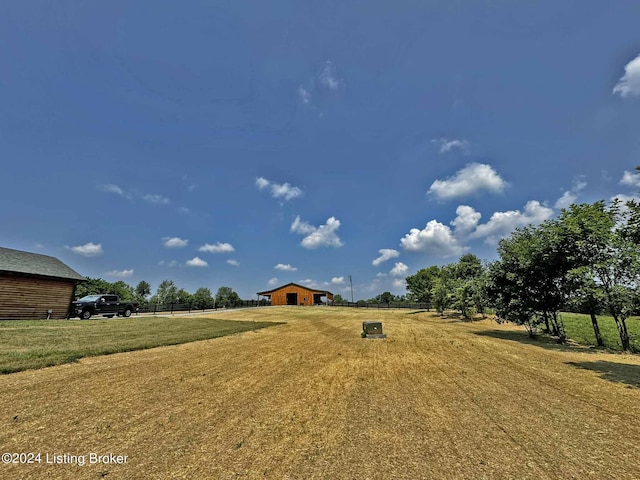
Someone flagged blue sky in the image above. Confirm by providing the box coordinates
[2,1,640,300]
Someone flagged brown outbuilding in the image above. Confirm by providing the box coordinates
[257,282,333,306]
[0,247,85,320]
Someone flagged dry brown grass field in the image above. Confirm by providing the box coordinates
[1,307,639,479]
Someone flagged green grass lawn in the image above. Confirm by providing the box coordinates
[560,312,640,352]
[0,316,282,374]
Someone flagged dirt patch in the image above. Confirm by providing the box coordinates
[1,307,639,479]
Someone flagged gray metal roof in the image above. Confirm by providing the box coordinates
[0,247,85,281]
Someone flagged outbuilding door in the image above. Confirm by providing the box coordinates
[286,293,298,305]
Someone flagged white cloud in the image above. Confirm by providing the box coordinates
[610,193,640,205]
[555,177,587,210]
[143,194,170,205]
[400,221,466,257]
[186,257,208,267]
[331,276,345,284]
[319,61,342,90]
[431,138,470,154]
[159,260,178,268]
[226,259,240,266]
[97,184,131,199]
[376,272,388,278]
[68,242,103,257]
[271,182,303,201]
[268,277,279,286]
[372,248,400,266]
[428,163,507,201]
[255,177,270,190]
[390,262,409,277]
[275,263,297,272]
[256,177,303,201]
[620,170,640,188]
[613,54,640,98]
[291,216,344,249]
[198,242,235,253]
[298,85,311,104]
[106,269,134,278]
[472,200,554,244]
[554,191,577,211]
[451,205,482,236]
[392,278,407,289]
[163,237,188,248]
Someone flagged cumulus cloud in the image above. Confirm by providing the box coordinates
[392,278,407,289]
[226,259,240,266]
[372,248,400,266]
[451,205,482,236]
[185,257,208,267]
[390,262,409,277]
[198,242,235,253]
[400,221,466,257]
[255,177,302,201]
[163,237,188,248]
[428,163,507,201]
[472,200,554,244]
[255,177,270,190]
[268,277,279,286]
[106,269,134,278]
[613,54,640,98]
[620,170,640,188]
[610,193,640,206]
[97,184,131,199]
[68,242,103,257]
[431,138,470,154]
[275,263,297,272]
[331,276,345,284]
[143,194,170,205]
[555,178,587,210]
[291,216,344,249]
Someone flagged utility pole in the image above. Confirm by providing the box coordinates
[349,275,354,303]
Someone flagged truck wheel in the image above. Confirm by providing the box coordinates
[123,308,132,318]
[81,310,91,320]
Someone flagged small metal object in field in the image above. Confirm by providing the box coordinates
[362,321,386,339]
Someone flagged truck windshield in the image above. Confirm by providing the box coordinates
[78,295,101,302]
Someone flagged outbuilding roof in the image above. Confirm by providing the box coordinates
[257,282,333,296]
[0,247,86,282]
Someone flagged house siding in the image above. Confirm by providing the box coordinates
[0,274,75,320]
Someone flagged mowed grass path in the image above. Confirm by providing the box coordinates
[1,307,639,479]
[0,316,278,373]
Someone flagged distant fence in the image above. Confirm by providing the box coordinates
[137,300,269,315]
[330,302,432,310]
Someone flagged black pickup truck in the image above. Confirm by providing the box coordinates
[71,294,138,320]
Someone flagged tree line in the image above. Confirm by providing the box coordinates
[405,192,640,352]
[76,278,243,310]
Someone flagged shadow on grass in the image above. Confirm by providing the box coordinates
[406,310,430,315]
[567,361,640,388]
[474,329,602,354]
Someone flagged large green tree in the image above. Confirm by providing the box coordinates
[405,266,441,303]
[215,286,241,307]
[192,287,214,309]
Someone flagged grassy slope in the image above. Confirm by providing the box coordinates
[0,307,638,480]
[0,316,280,373]
[561,313,640,351]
